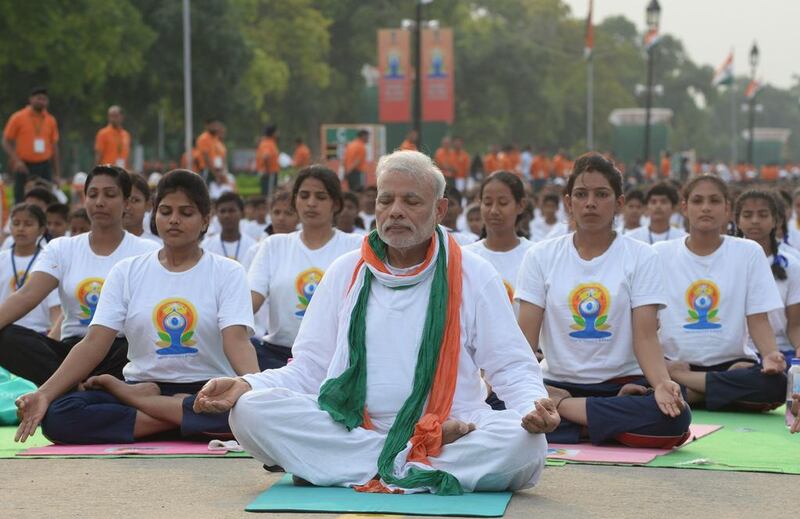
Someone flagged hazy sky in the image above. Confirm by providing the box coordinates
[562,0,799,88]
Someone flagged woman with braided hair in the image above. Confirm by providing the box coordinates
[735,189,800,366]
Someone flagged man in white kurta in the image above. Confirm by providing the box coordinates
[195,150,557,494]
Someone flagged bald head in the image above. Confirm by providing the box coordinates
[108,105,124,128]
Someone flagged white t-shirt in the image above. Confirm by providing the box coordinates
[31,232,160,339]
[747,243,800,353]
[449,230,478,246]
[248,230,362,347]
[466,238,532,305]
[243,220,269,242]
[515,233,666,384]
[654,236,783,365]
[359,212,376,232]
[201,233,257,264]
[0,248,60,333]
[243,242,268,337]
[92,250,254,383]
[545,221,570,239]
[626,225,687,245]
[529,219,560,242]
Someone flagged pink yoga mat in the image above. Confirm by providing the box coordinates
[17,440,227,456]
[546,424,721,464]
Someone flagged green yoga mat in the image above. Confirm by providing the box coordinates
[646,407,800,474]
[245,474,512,516]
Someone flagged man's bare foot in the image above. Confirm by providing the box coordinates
[441,420,476,446]
[83,374,160,406]
[617,384,649,397]
[666,360,691,377]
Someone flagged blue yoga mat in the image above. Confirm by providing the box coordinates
[245,474,512,516]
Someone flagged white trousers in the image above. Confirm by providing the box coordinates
[229,387,547,492]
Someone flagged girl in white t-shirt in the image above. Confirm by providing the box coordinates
[249,166,361,369]
[516,153,689,447]
[201,192,257,263]
[124,173,162,245]
[15,169,259,444]
[735,190,800,365]
[466,171,532,310]
[657,176,787,411]
[0,204,60,334]
[0,166,159,386]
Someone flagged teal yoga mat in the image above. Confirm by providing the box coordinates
[245,474,512,516]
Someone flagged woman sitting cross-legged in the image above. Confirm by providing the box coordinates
[515,153,691,448]
[15,169,259,444]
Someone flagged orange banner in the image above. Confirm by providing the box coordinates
[378,29,411,122]
[422,28,454,123]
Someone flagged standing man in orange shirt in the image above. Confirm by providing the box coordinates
[2,86,61,202]
[433,137,454,188]
[292,137,311,168]
[450,137,471,192]
[483,145,500,175]
[256,124,280,197]
[399,129,418,151]
[660,151,671,178]
[94,105,130,168]
[343,129,369,192]
[195,118,227,183]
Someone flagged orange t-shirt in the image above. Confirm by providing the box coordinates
[761,165,778,182]
[195,131,217,170]
[450,149,470,179]
[644,161,656,180]
[256,137,280,174]
[552,154,565,178]
[94,124,131,167]
[530,155,550,180]
[483,153,499,174]
[399,139,417,151]
[292,143,311,168]
[344,139,366,172]
[3,106,59,163]
[660,157,671,177]
[434,147,453,176]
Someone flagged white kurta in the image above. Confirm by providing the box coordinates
[231,246,548,492]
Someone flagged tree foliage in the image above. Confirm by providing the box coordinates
[1,0,797,170]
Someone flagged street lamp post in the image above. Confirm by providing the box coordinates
[642,0,661,164]
[747,42,759,166]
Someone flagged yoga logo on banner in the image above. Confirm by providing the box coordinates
[568,282,612,339]
[153,298,199,355]
[684,279,721,330]
[75,277,104,325]
[295,267,324,318]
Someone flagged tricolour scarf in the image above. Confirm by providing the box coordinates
[317,226,463,495]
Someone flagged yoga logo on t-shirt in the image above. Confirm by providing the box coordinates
[684,279,721,330]
[9,271,29,292]
[75,277,104,325]
[568,283,612,339]
[295,268,324,318]
[153,298,199,355]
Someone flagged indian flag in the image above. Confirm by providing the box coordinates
[712,52,734,86]
[584,0,594,60]
[745,78,762,99]
[643,28,661,50]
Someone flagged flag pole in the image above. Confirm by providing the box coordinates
[587,58,594,150]
[730,80,737,167]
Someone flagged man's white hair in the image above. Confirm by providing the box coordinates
[375,150,446,199]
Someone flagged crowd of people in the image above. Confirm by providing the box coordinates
[1,88,799,497]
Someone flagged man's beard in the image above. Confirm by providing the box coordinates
[377,210,437,250]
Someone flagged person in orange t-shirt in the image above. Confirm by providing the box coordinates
[94,105,131,168]
[529,152,550,191]
[761,164,779,182]
[399,129,418,151]
[434,137,454,185]
[483,145,500,175]
[659,152,671,178]
[450,137,471,192]
[343,130,369,191]
[292,137,311,168]
[2,86,61,202]
[256,125,280,197]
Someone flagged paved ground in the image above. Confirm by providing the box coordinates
[1,458,795,518]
